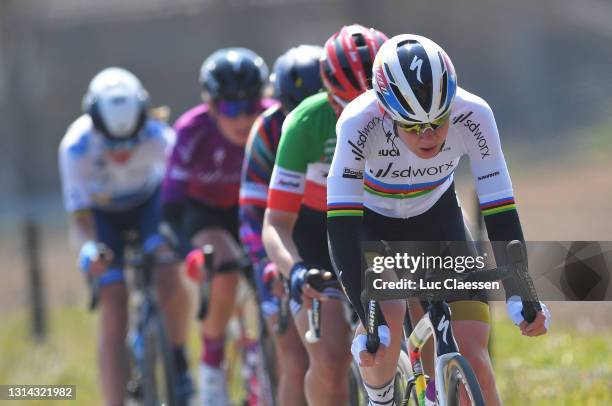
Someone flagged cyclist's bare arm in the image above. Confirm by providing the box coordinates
[69,210,96,249]
[262,208,302,278]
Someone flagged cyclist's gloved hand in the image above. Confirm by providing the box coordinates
[506,295,551,335]
[185,249,205,282]
[351,325,391,367]
[289,262,308,304]
[262,262,285,298]
[79,241,111,277]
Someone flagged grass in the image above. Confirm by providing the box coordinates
[491,316,612,405]
[1,305,611,405]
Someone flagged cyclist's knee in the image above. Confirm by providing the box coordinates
[192,228,242,264]
[453,320,492,376]
[99,284,128,340]
[99,282,128,307]
[380,299,406,333]
[281,350,308,381]
[155,263,181,288]
[309,340,351,375]
[309,353,350,388]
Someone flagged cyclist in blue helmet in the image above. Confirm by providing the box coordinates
[161,47,275,405]
[239,44,323,405]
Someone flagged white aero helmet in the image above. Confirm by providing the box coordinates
[372,34,457,124]
[82,67,149,140]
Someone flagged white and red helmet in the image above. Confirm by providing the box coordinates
[373,34,457,124]
[320,24,388,106]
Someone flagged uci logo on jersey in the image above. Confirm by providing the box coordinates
[377,148,400,157]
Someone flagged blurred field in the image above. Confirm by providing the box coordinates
[1,154,611,404]
[1,305,610,405]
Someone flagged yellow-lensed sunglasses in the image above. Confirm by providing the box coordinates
[396,111,451,134]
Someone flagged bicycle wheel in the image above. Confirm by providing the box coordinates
[142,314,178,406]
[348,359,367,406]
[258,321,278,406]
[441,354,484,406]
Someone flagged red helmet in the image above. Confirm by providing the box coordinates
[320,24,388,106]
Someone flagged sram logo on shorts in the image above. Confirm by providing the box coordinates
[452,111,491,159]
[370,161,455,178]
[347,116,382,161]
[342,167,363,179]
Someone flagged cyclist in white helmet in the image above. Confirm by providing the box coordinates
[58,67,193,406]
[327,35,551,405]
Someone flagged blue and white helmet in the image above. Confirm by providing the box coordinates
[372,34,457,124]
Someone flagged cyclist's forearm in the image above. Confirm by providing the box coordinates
[483,209,525,298]
[327,215,367,324]
[262,208,301,277]
[69,210,96,249]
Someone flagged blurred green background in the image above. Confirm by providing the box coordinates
[1,0,611,404]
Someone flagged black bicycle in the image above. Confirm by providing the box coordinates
[88,231,181,406]
[362,240,541,406]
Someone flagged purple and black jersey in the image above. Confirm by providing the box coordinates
[161,99,276,208]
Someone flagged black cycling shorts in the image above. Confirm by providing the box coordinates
[363,183,489,307]
[293,205,334,272]
[181,198,239,253]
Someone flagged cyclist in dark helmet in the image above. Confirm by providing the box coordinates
[239,44,323,405]
[161,47,275,405]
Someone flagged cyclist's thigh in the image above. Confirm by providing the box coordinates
[183,199,242,264]
[91,209,131,287]
[92,209,126,265]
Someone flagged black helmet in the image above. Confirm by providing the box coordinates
[199,47,269,101]
[271,45,323,111]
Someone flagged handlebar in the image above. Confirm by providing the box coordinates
[304,269,340,343]
[364,240,542,352]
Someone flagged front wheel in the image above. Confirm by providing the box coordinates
[441,354,485,406]
[348,349,415,406]
[142,314,178,406]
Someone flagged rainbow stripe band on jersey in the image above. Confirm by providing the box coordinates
[327,202,364,218]
[363,172,453,199]
[480,197,516,216]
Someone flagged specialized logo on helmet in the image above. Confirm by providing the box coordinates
[409,56,424,84]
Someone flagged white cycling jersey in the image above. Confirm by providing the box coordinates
[327,88,516,219]
[59,114,174,212]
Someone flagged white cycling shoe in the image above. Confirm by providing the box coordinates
[199,363,230,406]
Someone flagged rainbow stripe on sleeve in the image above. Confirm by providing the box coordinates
[480,197,516,216]
[327,202,364,218]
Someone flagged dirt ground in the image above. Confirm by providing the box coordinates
[2,158,611,331]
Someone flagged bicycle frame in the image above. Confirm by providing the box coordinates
[406,300,460,406]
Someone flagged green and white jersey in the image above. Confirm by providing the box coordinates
[268,92,338,213]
